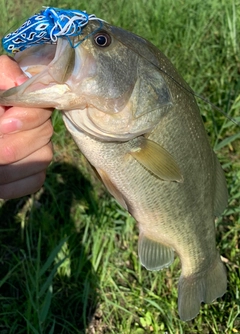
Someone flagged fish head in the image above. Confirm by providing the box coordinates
[0,20,173,140]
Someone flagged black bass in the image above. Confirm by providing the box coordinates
[0,8,228,321]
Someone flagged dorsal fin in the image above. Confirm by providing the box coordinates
[213,156,228,216]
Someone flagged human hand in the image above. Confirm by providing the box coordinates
[0,55,53,199]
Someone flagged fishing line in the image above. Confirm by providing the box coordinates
[117,38,240,128]
[155,65,240,128]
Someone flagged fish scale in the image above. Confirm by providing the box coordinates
[0,8,228,321]
[66,119,216,267]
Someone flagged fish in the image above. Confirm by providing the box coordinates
[0,10,228,321]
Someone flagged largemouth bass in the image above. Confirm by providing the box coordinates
[0,8,228,321]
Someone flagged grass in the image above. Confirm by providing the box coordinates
[0,0,240,332]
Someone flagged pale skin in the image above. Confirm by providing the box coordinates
[0,55,53,199]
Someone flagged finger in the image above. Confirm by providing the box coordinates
[0,55,27,89]
[0,119,53,164]
[0,106,53,134]
[0,171,47,200]
[0,142,53,185]
[0,106,5,116]
[0,56,28,115]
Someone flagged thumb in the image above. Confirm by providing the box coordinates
[0,55,27,90]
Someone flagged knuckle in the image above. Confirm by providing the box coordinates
[44,119,54,137]
[26,108,53,128]
[0,144,17,164]
[34,171,46,189]
[38,142,53,167]
[45,142,54,162]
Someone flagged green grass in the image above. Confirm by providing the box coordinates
[0,0,240,333]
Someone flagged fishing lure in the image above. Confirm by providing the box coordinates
[2,7,102,53]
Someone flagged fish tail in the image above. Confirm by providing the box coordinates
[178,256,227,321]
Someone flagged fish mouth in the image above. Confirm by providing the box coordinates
[0,37,89,109]
[15,43,57,78]
[14,37,76,87]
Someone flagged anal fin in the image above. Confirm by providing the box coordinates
[138,234,174,271]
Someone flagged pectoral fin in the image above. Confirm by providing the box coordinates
[138,234,174,271]
[129,137,183,182]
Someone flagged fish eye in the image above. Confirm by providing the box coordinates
[94,32,111,47]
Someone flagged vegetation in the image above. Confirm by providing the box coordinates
[0,0,239,332]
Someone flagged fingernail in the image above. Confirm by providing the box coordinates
[0,118,23,133]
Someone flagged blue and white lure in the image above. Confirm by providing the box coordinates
[2,7,102,53]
